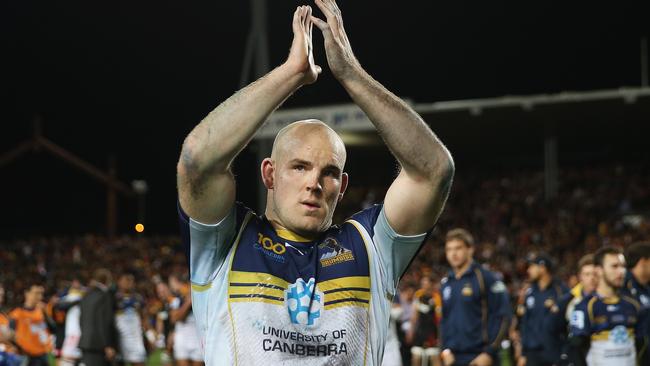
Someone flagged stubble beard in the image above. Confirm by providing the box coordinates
[604,275,622,291]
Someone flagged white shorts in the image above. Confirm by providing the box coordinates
[61,334,81,360]
[173,335,203,362]
[120,336,147,363]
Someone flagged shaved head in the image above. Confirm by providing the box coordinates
[271,119,347,168]
[261,119,349,237]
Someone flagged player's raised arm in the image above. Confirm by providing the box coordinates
[312,0,454,235]
[177,6,321,224]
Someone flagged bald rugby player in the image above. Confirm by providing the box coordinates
[176,1,454,364]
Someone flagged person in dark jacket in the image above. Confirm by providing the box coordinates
[517,253,569,366]
[440,228,511,366]
[79,268,117,366]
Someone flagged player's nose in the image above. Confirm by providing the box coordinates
[305,171,323,193]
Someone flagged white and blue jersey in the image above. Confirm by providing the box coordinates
[569,294,644,366]
[115,293,147,363]
[178,202,428,365]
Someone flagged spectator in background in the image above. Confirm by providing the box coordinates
[622,241,650,365]
[518,253,569,366]
[382,297,405,366]
[47,290,66,364]
[408,275,441,366]
[168,274,203,366]
[57,278,85,366]
[549,254,597,366]
[79,268,117,366]
[398,282,417,365]
[115,272,147,366]
[154,281,173,366]
[440,229,511,366]
[0,283,22,366]
[8,282,53,366]
[569,246,645,366]
[1,283,14,343]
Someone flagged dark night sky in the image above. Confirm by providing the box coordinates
[1,1,648,237]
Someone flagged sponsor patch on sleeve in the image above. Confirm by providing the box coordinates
[491,281,506,293]
[571,310,585,329]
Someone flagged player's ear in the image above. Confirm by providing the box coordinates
[261,158,275,189]
[338,172,349,202]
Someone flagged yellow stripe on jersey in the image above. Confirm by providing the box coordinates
[228,271,287,306]
[320,276,371,310]
[274,227,313,242]
[229,296,284,305]
[587,296,598,324]
[591,328,634,341]
[229,271,289,289]
[226,211,255,366]
[229,285,285,299]
[191,282,212,292]
[345,218,373,365]
[318,276,370,292]
[325,300,370,310]
[324,290,371,303]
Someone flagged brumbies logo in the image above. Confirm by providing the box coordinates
[318,237,354,267]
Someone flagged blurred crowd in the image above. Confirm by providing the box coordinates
[0,237,200,366]
[1,163,649,366]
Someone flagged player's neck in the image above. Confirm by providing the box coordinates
[537,274,552,289]
[265,211,318,242]
[453,259,473,279]
[596,282,616,299]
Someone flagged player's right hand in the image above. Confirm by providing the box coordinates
[104,347,116,360]
[311,0,361,82]
[286,5,321,85]
[441,349,455,366]
[517,356,527,366]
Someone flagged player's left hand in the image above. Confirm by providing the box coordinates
[311,0,361,81]
[104,347,116,360]
[286,5,321,85]
[441,349,455,366]
[470,352,493,366]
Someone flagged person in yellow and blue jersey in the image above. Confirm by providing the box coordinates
[569,246,647,366]
[175,0,454,365]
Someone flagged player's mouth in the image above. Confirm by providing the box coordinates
[300,201,321,211]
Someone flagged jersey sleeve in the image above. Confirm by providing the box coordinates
[168,297,181,310]
[351,204,429,291]
[485,271,511,355]
[569,297,592,339]
[178,201,245,285]
[633,299,647,344]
